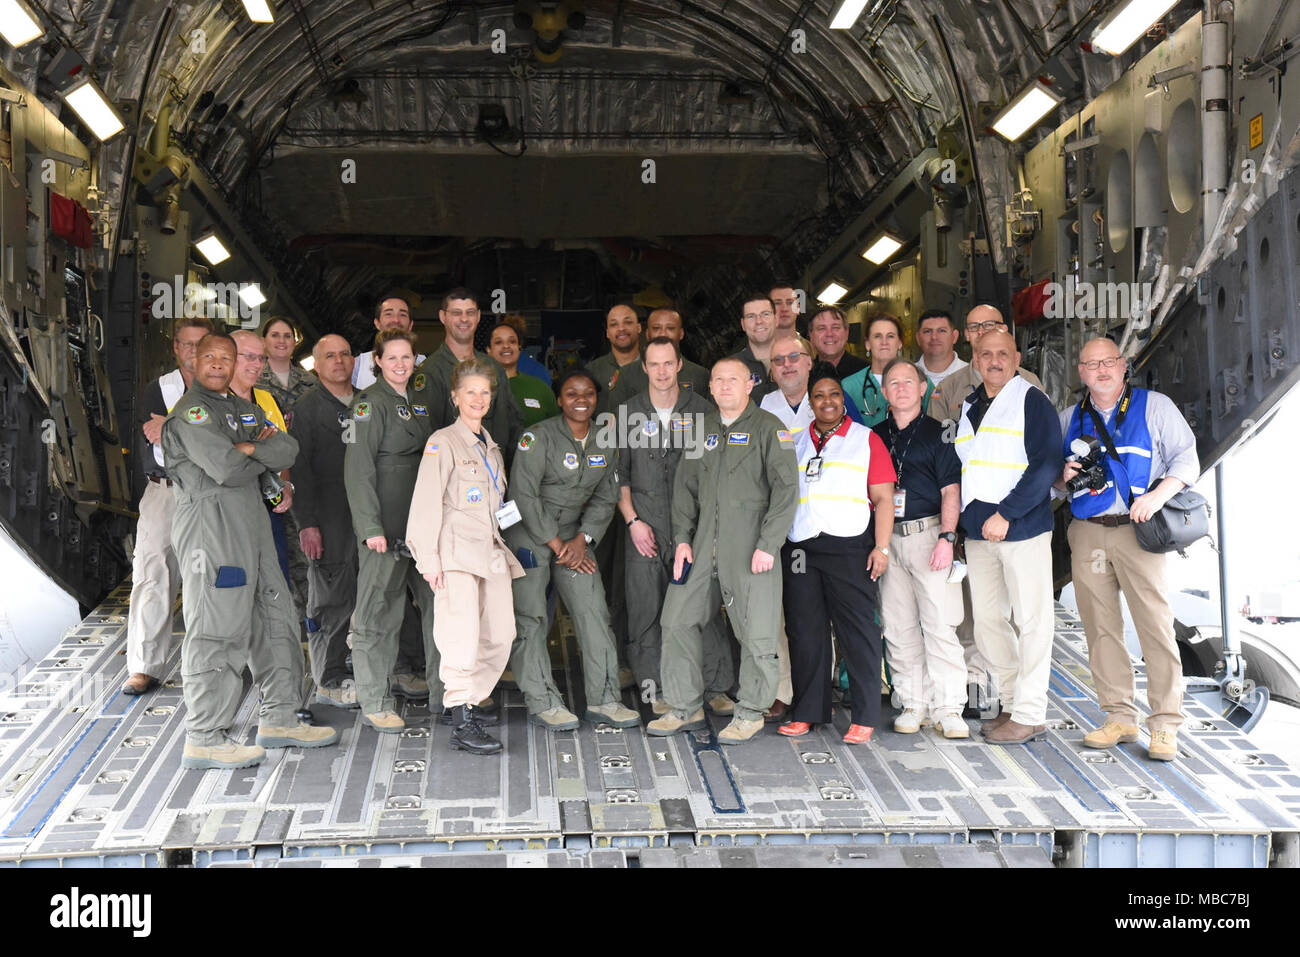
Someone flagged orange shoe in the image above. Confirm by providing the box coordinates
[778,721,811,737]
[842,724,873,745]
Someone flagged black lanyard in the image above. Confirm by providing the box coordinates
[886,420,919,485]
[811,416,846,455]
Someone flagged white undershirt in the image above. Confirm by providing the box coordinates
[918,354,968,387]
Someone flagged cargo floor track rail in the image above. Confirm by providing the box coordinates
[1,587,1298,868]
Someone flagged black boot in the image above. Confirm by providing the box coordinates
[440,706,498,727]
[450,705,502,755]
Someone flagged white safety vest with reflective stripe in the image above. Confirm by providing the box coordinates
[152,368,186,469]
[954,374,1031,510]
[788,420,876,542]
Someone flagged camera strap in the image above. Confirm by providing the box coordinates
[1079,384,1136,506]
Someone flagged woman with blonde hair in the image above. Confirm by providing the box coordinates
[407,357,525,754]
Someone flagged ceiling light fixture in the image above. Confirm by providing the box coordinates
[861,233,904,264]
[194,233,231,266]
[1088,0,1179,56]
[817,281,849,305]
[238,284,267,309]
[0,0,42,47]
[241,0,275,24]
[829,0,871,30]
[988,80,1063,142]
[60,78,124,141]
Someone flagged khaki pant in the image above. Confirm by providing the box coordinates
[880,524,967,716]
[1067,519,1183,732]
[434,565,516,709]
[966,532,1054,726]
[126,481,180,677]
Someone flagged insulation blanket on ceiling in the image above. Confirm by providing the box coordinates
[49,191,93,248]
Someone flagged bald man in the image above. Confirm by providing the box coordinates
[1055,337,1199,761]
[290,335,361,706]
[928,305,1044,427]
[956,330,1062,745]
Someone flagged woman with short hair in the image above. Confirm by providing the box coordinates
[406,358,525,755]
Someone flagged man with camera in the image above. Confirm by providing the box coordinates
[1055,337,1199,761]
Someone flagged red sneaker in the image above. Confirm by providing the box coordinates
[842,724,873,745]
[778,721,811,737]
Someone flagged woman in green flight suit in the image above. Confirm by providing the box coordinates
[343,328,441,732]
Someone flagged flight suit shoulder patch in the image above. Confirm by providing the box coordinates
[518,430,536,451]
[424,439,439,455]
[776,429,794,443]
[413,373,426,391]
[354,401,371,420]
[185,405,210,425]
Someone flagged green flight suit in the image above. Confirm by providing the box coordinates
[161,384,304,746]
[604,356,712,410]
[841,365,935,427]
[343,379,443,714]
[504,416,623,714]
[289,382,356,688]
[731,345,778,402]
[588,351,640,407]
[510,371,559,427]
[258,362,318,616]
[660,401,798,721]
[410,344,523,470]
[616,389,733,696]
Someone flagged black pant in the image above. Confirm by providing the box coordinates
[781,533,882,728]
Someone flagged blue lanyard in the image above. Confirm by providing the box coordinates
[474,441,502,499]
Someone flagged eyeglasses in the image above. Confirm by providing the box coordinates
[965,320,1005,333]
[237,353,267,364]
[1080,356,1124,371]
[772,351,810,366]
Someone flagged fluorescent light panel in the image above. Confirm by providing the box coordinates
[990,82,1062,141]
[241,0,275,23]
[862,233,903,264]
[0,0,42,46]
[299,355,315,372]
[61,79,124,141]
[830,0,870,30]
[817,282,848,304]
[238,284,267,309]
[1091,0,1180,56]
[194,234,231,265]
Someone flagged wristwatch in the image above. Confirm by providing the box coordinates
[583,532,594,545]
[626,516,641,527]
[938,531,957,544]
[874,545,890,556]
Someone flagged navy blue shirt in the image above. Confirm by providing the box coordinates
[873,414,961,521]
[960,382,1062,542]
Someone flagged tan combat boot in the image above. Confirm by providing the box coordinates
[257,723,339,748]
[585,701,641,728]
[391,673,429,698]
[181,737,266,770]
[646,709,706,736]
[705,693,735,716]
[363,710,405,733]
[717,717,764,745]
[1082,720,1140,749]
[527,706,580,731]
[1147,729,1178,761]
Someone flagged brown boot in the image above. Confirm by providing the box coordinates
[121,673,158,696]
[980,711,1011,735]
[985,720,1047,745]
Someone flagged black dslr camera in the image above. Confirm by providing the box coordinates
[1065,436,1108,494]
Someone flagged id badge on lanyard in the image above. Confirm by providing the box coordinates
[806,456,824,482]
[893,489,906,518]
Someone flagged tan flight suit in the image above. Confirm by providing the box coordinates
[407,420,525,709]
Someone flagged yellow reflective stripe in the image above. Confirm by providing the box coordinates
[964,459,1027,470]
[803,460,866,472]
[977,426,1024,437]
[797,494,870,505]
[954,435,972,444]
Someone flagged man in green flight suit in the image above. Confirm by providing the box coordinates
[604,308,711,407]
[409,287,523,466]
[616,337,734,715]
[162,333,338,770]
[649,357,799,744]
[505,369,641,730]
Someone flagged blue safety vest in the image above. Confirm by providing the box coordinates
[1063,387,1153,516]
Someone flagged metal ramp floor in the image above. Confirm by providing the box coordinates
[2,586,1298,868]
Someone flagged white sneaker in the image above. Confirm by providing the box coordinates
[893,709,924,734]
[936,713,970,739]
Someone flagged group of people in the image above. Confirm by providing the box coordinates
[122,281,1199,770]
